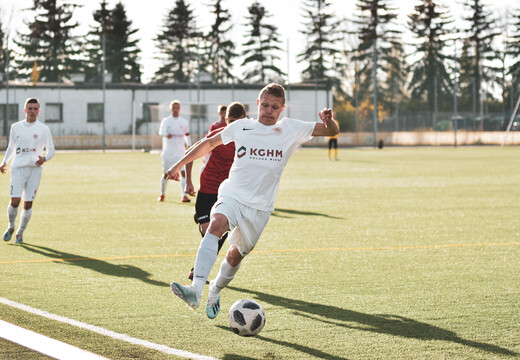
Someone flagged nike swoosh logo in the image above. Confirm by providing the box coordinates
[242,128,253,131]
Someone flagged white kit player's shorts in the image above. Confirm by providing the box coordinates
[162,155,185,173]
[211,196,271,256]
[10,166,43,201]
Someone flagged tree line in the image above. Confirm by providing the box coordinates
[1,0,520,131]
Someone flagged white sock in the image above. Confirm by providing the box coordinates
[160,177,167,195]
[192,233,219,296]
[17,208,32,236]
[180,177,187,197]
[211,258,241,293]
[7,204,18,230]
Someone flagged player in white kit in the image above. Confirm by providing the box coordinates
[1,97,55,244]
[166,83,339,318]
[158,100,191,203]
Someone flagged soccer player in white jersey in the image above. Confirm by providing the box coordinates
[158,100,191,203]
[166,83,339,318]
[1,97,55,244]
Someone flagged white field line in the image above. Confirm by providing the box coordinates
[0,297,219,360]
[0,320,110,360]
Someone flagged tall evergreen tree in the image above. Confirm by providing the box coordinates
[155,0,201,83]
[350,0,401,134]
[508,7,520,107]
[407,0,454,113]
[86,1,141,83]
[204,0,236,83]
[14,0,83,82]
[298,0,342,84]
[462,0,500,115]
[241,2,284,83]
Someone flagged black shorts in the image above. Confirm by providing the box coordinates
[328,138,338,149]
[194,192,218,224]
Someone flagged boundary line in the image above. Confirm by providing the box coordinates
[0,297,219,360]
[0,320,109,360]
[1,241,519,265]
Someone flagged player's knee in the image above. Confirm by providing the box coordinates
[226,245,243,267]
[10,198,21,208]
[23,201,33,210]
[207,213,228,237]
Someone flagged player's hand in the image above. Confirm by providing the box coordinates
[0,163,6,174]
[185,182,196,196]
[35,156,46,167]
[166,165,181,181]
[318,108,332,124]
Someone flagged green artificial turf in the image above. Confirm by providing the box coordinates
[0,147,518,359]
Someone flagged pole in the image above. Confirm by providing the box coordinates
[372,39,378,148]
[102,32,106,152]
[4,39,9,139]
[286,38,290,118]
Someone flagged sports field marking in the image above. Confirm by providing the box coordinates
[0,297,219,360]
[0,320,110,360]
[1,241,518,265]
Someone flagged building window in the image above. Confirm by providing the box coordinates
[45,103,63,123]
[0,104,19,136]
[142,102,159,122]
[87,103,104,122]
[190,104,208,136]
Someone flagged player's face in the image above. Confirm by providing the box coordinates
[24,103,40,123]
[171,103,180,117]
[257,93,285,126]
[219,109,226,121]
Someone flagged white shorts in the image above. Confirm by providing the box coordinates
[162,155,185,173]
[10,166,43,201]
[211,196,271,256]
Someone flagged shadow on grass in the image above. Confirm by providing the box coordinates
[272,208,343,219]
[20,244,169,288]
[216,324,350,360]
[228,286,517,358]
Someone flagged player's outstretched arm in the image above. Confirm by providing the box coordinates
[166,134,223,181]
[312,108,339,137]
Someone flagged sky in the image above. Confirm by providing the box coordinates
[1,0,515,83]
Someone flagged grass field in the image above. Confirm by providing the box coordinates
[0,147,519,360]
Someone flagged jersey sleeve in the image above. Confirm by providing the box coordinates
[220,120,240,145]
[1,124,16,165]
[43,126,56,161]
[158,118,167,136]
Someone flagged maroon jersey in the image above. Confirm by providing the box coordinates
[208,120,227,133]
[199,127,235,194]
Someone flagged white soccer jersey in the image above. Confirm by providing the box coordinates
[2,120,55,168]
[159,115,190,158]
[219,117,316,211]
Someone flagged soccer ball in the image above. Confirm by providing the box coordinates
[228,299,266,336]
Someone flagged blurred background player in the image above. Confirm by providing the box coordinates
[208,105,227,133]
[1,97,55,244]
[158,100,191,202]
[184,102,247,281]
[327,112,340,160]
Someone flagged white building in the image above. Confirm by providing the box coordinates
[0,81,333,149]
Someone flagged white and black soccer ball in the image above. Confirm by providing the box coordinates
[228,299,266,336]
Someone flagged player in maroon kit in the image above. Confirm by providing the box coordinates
[185,102,247,280]
[208,105,227,133]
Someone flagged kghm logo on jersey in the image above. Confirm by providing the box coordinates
[237,146,247,158]
[16,147,36,154]
[237,145,283,162]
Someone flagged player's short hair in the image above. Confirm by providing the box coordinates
[259,83,285,105]
[227,102,247,122]
[218,104,227,113]
[170,100,180,108]
[24,97,40,109]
